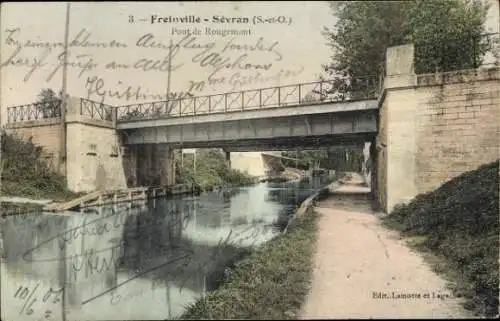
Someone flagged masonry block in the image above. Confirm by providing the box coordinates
[379,42,499,213]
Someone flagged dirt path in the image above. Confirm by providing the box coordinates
[300,174,471,319]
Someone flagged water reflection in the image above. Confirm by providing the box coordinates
[0,174,333,320]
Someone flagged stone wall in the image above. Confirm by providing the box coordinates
[378,43,499,213]
[5,119,62,172]
[415,70,499,194]
[66,122,127,193]
[4,97,131,193]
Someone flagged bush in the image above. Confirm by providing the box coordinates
[176,149,256,190]
[1,130,77,201]
[383,160,499,317]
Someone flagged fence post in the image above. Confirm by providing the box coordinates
[193,97,197,115]
[164,101,169,116]
[298,84,301,104]
[241,91,244,110]
[278,86,281,106]
[112,107,117,128]
[224,93,228,112]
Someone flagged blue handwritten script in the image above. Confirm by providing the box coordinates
[1,26,296,102]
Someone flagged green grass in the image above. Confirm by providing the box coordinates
[382,160,499,317]
[1,180,79,202]
[180,210,319,320]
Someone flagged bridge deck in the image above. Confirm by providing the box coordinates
[6,76,379,127]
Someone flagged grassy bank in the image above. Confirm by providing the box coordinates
[176,149,257,191]
[180,210,318,319]
[382,161,499,317]
[1,131,78,214]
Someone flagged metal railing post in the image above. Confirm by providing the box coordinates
[298,84,301,104]
[259,89,262,108]
[224,93,228,112]
[165,100,170,116]
[208,95,212,112]
[112,107,117,128]
[241,91,244,110]
[278,86,281,106]
[193,97,197,115]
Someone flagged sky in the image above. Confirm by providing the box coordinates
[0,1,498,125]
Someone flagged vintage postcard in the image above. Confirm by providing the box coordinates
[0,1,499,320]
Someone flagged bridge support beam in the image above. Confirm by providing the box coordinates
[137,144,155,186]
[369,139,378,207]
[377,43,418,213]
[123,145,139,187]
[168,147,175,185]
[157,145,176,186]
[224,150,231,168]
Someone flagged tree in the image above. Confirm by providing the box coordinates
[408,0,494,73]
[322,0,493,86]
[36,88,62,118]
[37,88,61,103]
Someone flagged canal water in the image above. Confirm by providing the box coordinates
[0,174,333,321]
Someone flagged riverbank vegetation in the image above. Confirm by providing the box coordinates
[382,161,499,317]
[175,149,256,190]
[281,147,364,172]
[1,131,78,214]
[181,209,318,319]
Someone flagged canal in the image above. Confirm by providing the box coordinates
[0,174,334,320]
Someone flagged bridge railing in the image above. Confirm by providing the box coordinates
[6,100,62,123]
[80,98,114,121]
[116,75,379,121]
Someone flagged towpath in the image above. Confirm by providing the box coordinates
[300,173,471,319]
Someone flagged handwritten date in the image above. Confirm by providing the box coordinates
[13,283,63,318]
